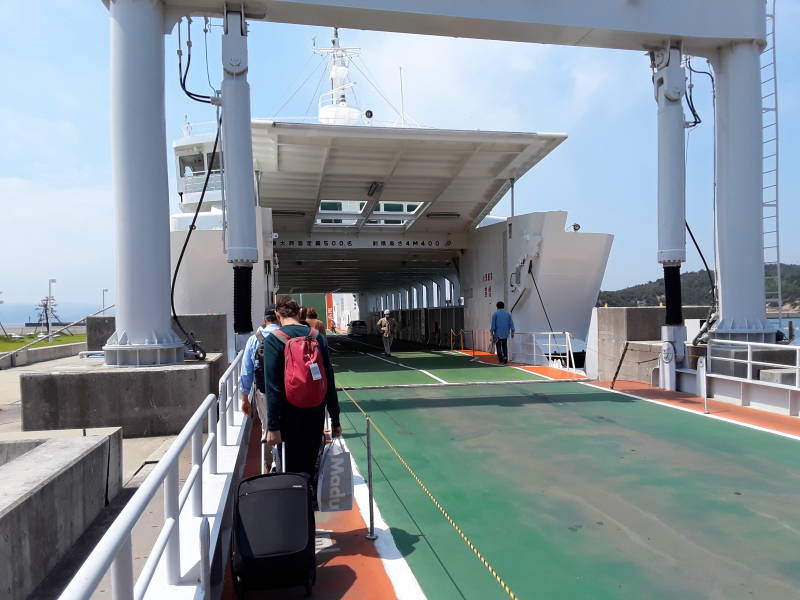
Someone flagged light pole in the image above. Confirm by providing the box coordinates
[0,291,6,338]
[47,279,56,342]
[102,288,109,314]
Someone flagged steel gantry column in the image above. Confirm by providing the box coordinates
[221,9,259,348]
[103,0,183,366]
[711,41,773,342]
[652,45,687,390]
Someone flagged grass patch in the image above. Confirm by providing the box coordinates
[0,334,87,353]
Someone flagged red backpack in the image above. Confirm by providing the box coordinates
[272,327,328,408]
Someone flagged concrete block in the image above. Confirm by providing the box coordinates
[20,355,224,437]
[759,368,797,386]
[594,306,710,382]
[1,342,88,370]
[0,428,121,600]
[87,313,228,353]
[0,440,42,467]
[86,316,115,351]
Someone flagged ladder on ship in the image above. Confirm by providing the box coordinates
[761,0,783,323]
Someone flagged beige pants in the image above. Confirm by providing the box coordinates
[253,389,268,442]
[382,336,394,354]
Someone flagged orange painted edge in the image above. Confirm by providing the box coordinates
[595,379,800,438]
[455,349,586,379]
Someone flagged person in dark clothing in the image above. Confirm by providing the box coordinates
[263,296,342,476]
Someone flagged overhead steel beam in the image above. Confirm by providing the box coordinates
[407,144,483,231]
[253,0,764,56]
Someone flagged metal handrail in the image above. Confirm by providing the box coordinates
[59,350,245,600]
[707,338,800,388]
[511,331,577,371]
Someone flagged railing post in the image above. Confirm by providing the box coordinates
[110,534,134,600]
[164,462,181,584]
[218,381,228,447]
[227,375,235,423]
[365,417,377,541]
[747,344,753,380]
[192,424,203,517]
[796,347,800,389]
[199,517,211,597]
[207,402,218,475]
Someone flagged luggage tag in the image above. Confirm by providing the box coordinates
[309,362,322,381]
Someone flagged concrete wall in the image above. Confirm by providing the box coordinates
[0,440,42,467]
[0,342,88,370]
[595,306,710,382]
[20,354,225,437]
[0,428,122,600]
[87,314,228,354]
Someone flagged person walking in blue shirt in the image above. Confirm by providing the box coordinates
[240,306,280,464]
[490,301,515,364]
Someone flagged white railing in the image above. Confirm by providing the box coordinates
[59,351,247,600]
[510,331,578,371]
[180,172,223,194]
[707,339,800,388]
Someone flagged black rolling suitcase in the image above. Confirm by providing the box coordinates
[232,447,316,596]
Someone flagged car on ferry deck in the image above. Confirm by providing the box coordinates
[347,320,368,336]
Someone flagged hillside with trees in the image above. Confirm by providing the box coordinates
[598,264,800,309]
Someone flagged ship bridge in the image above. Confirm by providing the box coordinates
[251,120,565,294]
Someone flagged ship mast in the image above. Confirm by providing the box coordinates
[315,28,362,125]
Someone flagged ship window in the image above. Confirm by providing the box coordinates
[383,203,404,212]
[207,152,222,172]
[320,201,343,211]
[359,202,366,210]
[179,154,204,176]
[406,203,419,212]
[383,219,402,224]
[321,218,343,224]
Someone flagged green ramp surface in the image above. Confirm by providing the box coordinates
[340,382,800,600]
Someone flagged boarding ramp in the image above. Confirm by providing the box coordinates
[59,352,249,600]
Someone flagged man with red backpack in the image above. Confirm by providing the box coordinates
[263,296,342,476]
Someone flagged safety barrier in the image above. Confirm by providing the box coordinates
[59,351,248,600]
[510,331,577,371]
[707,338,800,387]
[448,329,465,351]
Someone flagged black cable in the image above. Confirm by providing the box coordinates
[528,260,554,332]
[684,60,701,128]
[177,18,213,104]
[170,119,221,360]
[685,220,717,307]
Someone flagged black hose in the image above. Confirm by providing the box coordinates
[177,19,213,104]
[170,119,221,361]
[663,265,683,326]
[233,266,253,334]
[685,221,717,307]
[528,260,554,332]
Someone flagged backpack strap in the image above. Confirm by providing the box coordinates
[272,329,291,345]
[272,327,316,345]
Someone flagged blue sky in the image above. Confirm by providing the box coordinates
[1,2,799,306]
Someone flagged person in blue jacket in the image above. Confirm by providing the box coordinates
[490,301,515,364]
